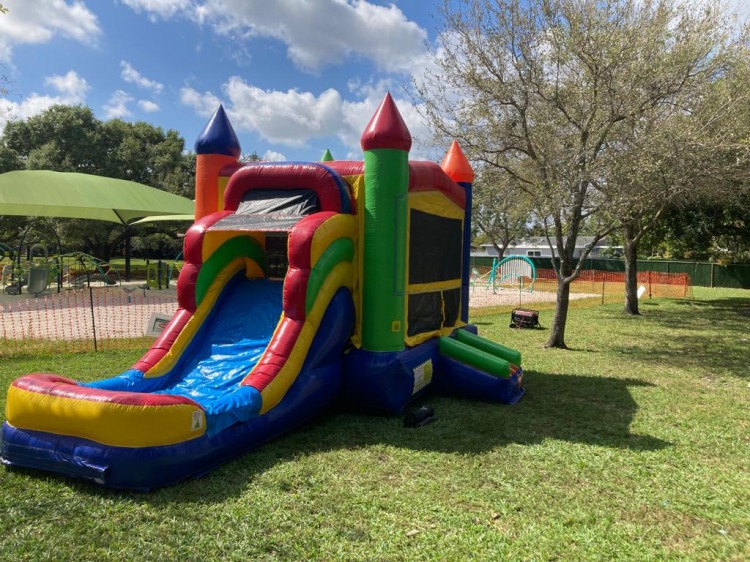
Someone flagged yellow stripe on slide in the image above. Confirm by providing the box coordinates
[6,386,205,448]
[259,261,353,413]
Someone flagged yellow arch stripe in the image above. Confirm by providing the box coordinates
[408,191,465,219]
[345,174,366,349]
[6,386,205,448]
[259,261,353,413]
[310,214,357,265]
[407,279,462,294]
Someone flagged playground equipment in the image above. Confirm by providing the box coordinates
[0,220,123,295]
[1,94,525,489]
[25,266,50,297]
[486,255,536,293]
[56,253,120,290]
[0,222,59,295]
[3,252,121,295]
[145,259,171,289]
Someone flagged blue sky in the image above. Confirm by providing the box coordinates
[1,1,747,166]
[0,0,445,163]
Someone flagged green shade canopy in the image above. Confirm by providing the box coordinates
[0,170,194,224]
[131,214,195,225]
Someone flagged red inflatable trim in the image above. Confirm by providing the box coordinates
[287,212,336,270]
[178,211,233,312]
[407,161,466,208]
[325,161,465,209]
[223,163,347,213]
[12,374,201,407]
[360,92,412,152]
[282,267,310,321]
[183,212,231,264]
[242,317,303,392]
[133,308,193,373]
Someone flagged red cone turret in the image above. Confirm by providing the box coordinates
[360,92,412,152]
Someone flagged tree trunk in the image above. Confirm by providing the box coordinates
[622,222,640,315]
[546,276,572,349]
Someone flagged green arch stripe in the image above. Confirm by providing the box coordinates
[196,236,266,306]
[305,237,355,314]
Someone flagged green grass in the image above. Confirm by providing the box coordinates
[1,288,748,560]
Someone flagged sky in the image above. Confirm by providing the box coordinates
[0,0,447,163]
[0,1,748,166]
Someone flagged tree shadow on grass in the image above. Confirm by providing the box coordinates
[632,297,750,337]
[667,296,749,333]
[605,297,749,379]
[340,370,666,455]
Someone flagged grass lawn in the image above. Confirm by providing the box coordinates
[1,288,748,560]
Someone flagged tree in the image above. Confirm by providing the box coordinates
[1,105,192,261]
[646,201,750,263]
[415,0,742,348]
[0,4,10,98]
[604,47,750,314]
[3,105,107,173]
[472,165,533,256]
[0,143,25,244]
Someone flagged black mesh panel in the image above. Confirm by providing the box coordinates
[407,292,443,337]
[408,209,462,284]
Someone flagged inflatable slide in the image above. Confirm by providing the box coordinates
[1,94,525,489]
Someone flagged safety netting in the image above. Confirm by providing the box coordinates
[0,286,178,357]
[468,268,692,316]
[0,268,692,356]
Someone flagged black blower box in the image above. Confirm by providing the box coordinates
[510,308,540,329]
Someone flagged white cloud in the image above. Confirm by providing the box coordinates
[0,1,100,63]
[124,0,429,74]
[43,70,90,101]
[120,61,164,94]
[104,90,134,119]
[138,99,160,112]
[181,82,343,148]
[0,70,89,131]
[262,150,286,162]
[120,0,194,20]
[180,86,222,117]
[180,78,434,158]
[224,79,345,147]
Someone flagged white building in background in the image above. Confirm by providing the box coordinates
[472,236,620,259]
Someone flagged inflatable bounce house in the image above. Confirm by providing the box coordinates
[1,94,524,490]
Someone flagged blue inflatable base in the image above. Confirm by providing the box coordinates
[433,355,525,405]
[341,325,525,414]
[1,360,338,490]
